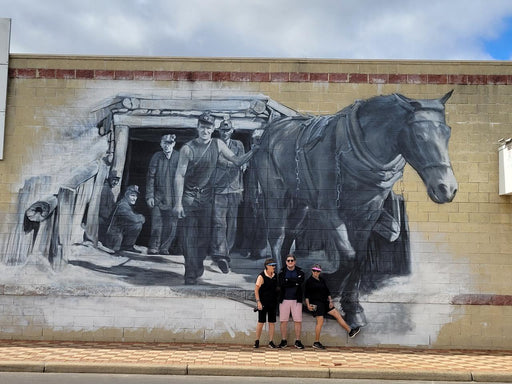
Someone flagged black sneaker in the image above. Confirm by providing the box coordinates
[268,341,277,349]
[278,339,287,348]
[312,341,325,349]
[294,340,305,349]
[349,326,361,338]
[217,258,230,274]
[253,340,259,348]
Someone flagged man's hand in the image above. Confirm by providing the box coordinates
[147,198,155,208]
[173,204,186,219]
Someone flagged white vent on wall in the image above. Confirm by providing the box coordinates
[498,138,512,195]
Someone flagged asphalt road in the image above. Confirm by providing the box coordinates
[1,373,510,384]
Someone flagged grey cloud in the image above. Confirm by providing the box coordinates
[2,0,512,59]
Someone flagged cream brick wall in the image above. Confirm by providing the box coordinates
[0,55,511,349]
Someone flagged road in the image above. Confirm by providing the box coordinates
[1,373,509,384]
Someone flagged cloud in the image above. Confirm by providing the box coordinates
[2,0,512,59]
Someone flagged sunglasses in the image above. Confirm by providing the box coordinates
[286,259,295,262]
[312,269,321,272]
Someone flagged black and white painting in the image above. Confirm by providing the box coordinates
[1,92,458,330]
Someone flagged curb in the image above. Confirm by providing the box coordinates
[330,368,472,381]
[44,362,187,375]
[188,365,329,378]
[1,361,512,382]
[472,371,512,383]
[0,361,45,373]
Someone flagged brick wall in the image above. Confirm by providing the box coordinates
[0,55,511,349]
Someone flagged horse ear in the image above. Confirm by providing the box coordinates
[440,90,454,105]
[394,93,419,112]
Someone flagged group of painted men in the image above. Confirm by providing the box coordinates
[98,112,257,285]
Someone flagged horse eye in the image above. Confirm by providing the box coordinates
[415,131,428,142]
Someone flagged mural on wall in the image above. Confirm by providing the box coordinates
[1,92,457,329]
[254,91,457,327]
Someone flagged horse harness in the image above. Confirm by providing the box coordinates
[293,101,406,208]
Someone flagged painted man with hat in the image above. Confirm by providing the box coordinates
[146,133,179,255]
[210,118,246,273]
[105,185,146,254]
[98,168,120,245]
[173,111,257,285]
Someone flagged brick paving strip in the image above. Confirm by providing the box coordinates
[0,340,511,381]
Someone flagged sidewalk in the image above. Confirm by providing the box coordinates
[0,339,511,382]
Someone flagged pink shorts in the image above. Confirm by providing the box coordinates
[279,299,302,322]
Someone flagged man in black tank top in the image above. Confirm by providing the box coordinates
[173,112,258,285]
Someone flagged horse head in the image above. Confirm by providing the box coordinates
[394,91,458,203]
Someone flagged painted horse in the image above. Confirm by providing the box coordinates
[253,91,458,327]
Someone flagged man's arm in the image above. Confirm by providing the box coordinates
[146,153,158,208]
[217,139,257,167]
[172,145,192,219]
[254,275,264,310]
[238,141,248,172]
[304,280,314,311]
[117,201,145,224]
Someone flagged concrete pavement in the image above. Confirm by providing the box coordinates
[0,340,511,382]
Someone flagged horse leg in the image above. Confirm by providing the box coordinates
[321,212,367,328]
[339,230,369,328]
[339,265,367,328]
[255,158,288,270]
[263,194,288,271]
[280,202,309,266]
[331,218,356,261]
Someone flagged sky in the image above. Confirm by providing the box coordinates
[1,0,512,60]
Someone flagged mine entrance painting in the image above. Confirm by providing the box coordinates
[124,126,253,255]
[1,92,457,329]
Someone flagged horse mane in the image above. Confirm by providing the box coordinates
[357,93,406,114]
[357,93,446,115]
[354,94,411,140]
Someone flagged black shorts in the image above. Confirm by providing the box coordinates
[257,302,277,323]
[312,301,332,317]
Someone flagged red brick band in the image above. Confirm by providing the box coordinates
[8,68,512,85]
[451,294,512,306]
